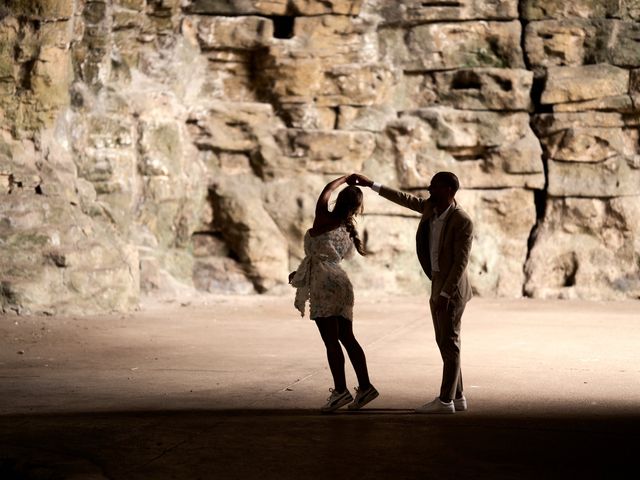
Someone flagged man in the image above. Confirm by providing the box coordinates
[347,172,473,414]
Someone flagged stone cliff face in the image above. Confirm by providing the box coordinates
[1,0,639,314]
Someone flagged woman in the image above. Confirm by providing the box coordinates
[289,175,378,413]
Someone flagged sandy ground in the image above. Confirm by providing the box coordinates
[1,294,639,478]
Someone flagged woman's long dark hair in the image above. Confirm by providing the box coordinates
[332,185,367,256]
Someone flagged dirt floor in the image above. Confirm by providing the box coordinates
[1,294,639,479]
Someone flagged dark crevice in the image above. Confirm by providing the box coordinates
[563,253,579,287]
[451,70,482,90]
[421,2,463,6]
[496,77,513,92]
[519,0,550,297]
[530,74,552,113]
[333,107,340,130]
[271,15,295,39]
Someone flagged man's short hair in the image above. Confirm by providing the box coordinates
[433,171,460,194]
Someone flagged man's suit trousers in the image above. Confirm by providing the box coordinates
[429,272,466,401]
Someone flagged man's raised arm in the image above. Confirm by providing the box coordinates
[347,174,429,214]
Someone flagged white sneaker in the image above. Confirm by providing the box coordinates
[348,384,379,410]
[414,396,455,414]
[454,395,467,412]
[320,388,353,413]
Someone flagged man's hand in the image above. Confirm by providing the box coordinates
[347,173,374,188]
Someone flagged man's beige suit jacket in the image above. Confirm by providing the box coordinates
[379,185,474,304]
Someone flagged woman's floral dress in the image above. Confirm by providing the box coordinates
[291,225,355,321]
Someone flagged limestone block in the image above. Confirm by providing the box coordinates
[257,16,376,103]
[215,152,253,175]
[115,0,145,12]
[189,15,274,50]
[404,68,533,111]
[456,188,536,298]
[524,20,593,70]
[211,175,289,292]
[522,0,621,20]
[526,20,640,69]
[31,46,72,109]
[543,127,638,163]
[276,129,377,174]
[337,105,396,132]
[0,18,18,82]
[262,174,325,260]
[524,196,640,300]
[5,0,74,19]
[0,134,39,183]
[262,55,325,100]
[292,14,373,56]
[199,51,257,101]
[0,194,139,314]
[533,112,640,132]
[535,116,640,196]
[137,168,207,250]
[541,65,630,105]
[534,113,640,148]
[112,6,145,30]
[84,113,135,150]
[138,246,200,297]
[553,95,635,113]
[72,105,139,228]
[187,101,282,152]
[290,0,363,15]
[589,20,640,68]
[193,257,255,294]
[627,0,640,19]
[378,0,518,25]
[138,119,184,177]
[318,63,396,107]
[547,156,640,197]
[192,233,230,257]
[261,56,393,107]
[389,108,544,190]
[345,214,429,294]
[0,174,9,194]
[0,18,74,131]
[380,21,525,72]
[279,103,337,130]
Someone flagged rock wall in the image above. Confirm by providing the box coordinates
[1,0,639,314]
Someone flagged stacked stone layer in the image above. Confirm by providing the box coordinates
[1,0,638,314]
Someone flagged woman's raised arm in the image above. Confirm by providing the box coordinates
[314,175,348,226]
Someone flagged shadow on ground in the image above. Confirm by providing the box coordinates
[1,408,638,479]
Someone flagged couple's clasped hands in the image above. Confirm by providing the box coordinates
[346,173,373,188]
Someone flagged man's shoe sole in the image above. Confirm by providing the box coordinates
[347,389,379,410]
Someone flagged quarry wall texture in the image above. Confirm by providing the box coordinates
[1,0,639,314]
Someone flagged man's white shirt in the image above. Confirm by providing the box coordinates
[371,182,451,298]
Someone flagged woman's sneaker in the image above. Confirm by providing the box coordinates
[320,389,353,413]
[348,384,379,410]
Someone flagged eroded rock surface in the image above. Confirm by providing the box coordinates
[1,0,639,314]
